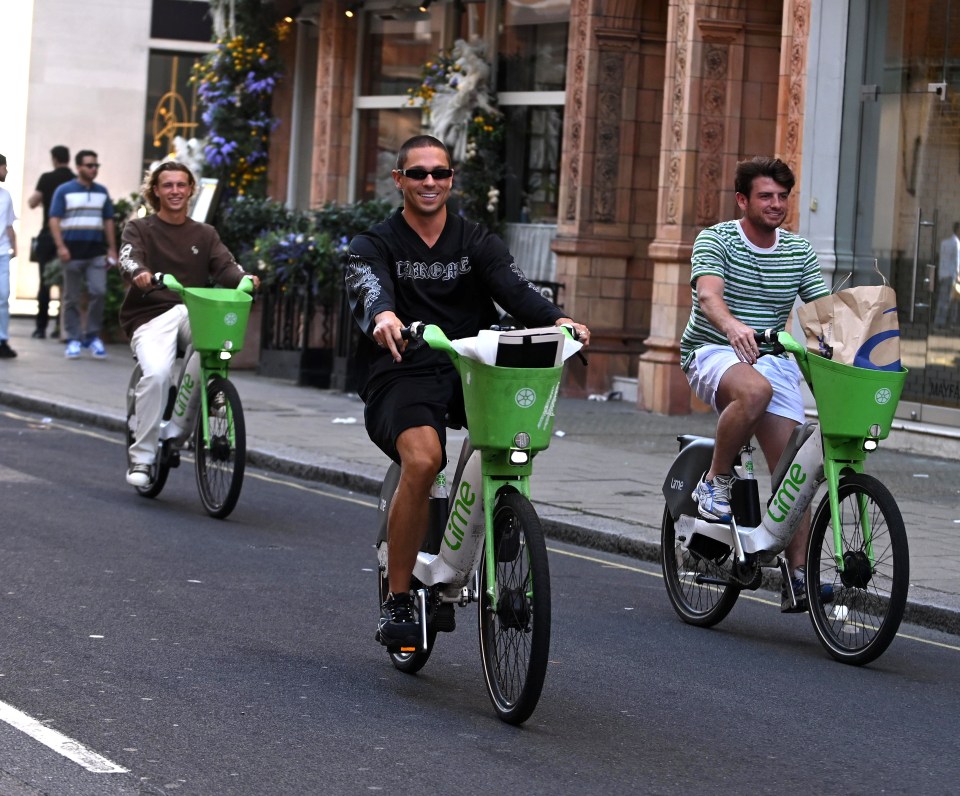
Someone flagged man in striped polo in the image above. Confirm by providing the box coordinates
[49,149,118,360]
[680,156,829,612]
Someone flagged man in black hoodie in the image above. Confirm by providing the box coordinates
[346,135,590,648]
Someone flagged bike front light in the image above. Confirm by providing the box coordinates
[219,351,232,361]
[862,438,879,452]
[509,448,530,466]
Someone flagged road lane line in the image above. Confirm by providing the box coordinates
[547,546,960,653]
[0,699,128,773]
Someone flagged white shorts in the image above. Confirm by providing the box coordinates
[686,344,805,423]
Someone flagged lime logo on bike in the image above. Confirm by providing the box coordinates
[515,387,536,408]
[767,462,807,522]
[223,312,239,327]
[875,387,893,405]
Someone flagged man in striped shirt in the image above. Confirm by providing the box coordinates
[681,156,829,612]
[49,150,118,360]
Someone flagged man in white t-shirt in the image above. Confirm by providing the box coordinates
[0,154,18,359]
[681,156,829,612]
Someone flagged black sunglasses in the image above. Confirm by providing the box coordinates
[82,163,100,168]
[397,167,453,181]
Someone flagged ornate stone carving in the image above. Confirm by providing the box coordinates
[593,49,623,222]
[665,0,689,226]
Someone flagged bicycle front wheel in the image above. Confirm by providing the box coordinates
[126,364,170,499]
[660,506,740,627]
[194,375,246,519]
[806,473,909,666]
[478,490,550,725]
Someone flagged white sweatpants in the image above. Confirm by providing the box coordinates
[128,304,193,465]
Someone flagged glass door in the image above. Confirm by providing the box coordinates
[848,0,960,425]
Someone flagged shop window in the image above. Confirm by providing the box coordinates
[142,51,206,172]
[356,108,424,201]
[361,14,443,96]
[497,0,567,92]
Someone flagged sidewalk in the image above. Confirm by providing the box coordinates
[2,316,960,634]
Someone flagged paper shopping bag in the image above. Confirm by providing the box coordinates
[797,282,901,371]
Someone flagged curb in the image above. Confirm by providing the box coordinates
[4,390,959,639]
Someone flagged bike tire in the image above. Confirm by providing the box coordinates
[478,491,550,726]
[660,506,740,627]
[194,375,245,519]
[806,473,909,666]
[377,567,436,674]
[126,364,170,499]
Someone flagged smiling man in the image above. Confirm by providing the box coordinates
[117,161,259,489]
[345,135,591,648]
[680,156,829,612]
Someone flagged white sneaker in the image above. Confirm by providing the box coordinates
[65,340,82,359]
[88,337,107,359]
[126,463,153,488]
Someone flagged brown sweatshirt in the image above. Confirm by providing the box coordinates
[118,214,250,337]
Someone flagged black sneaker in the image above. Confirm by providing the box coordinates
[781,566,835,613]
[0,341,17,359]
[376,592,420,648]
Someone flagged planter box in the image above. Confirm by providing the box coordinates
[258,347,334,388]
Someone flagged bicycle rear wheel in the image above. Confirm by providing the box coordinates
[126,364,170,498]
[806,473,908,666]
[195,375,245,519]
[478,490,550,726]
[660,506,740,627]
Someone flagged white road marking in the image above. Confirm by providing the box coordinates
[0,699,129,773]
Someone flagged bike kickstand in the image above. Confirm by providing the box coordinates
[416,588,429,652]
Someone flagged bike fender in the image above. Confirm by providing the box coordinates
[663,437,714,520]
[376,462,401,546]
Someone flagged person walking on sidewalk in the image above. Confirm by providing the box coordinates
[118,161,259,489]
[48,149,118,360]
[680,156,829,612]
[345,134,591,649]
[26,145,74,339]
[0,154,18,359]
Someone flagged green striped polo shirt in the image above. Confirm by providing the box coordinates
[680,220,828,371]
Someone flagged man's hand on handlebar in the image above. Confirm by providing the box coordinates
[725,319,760,364]
[372,310,406,363]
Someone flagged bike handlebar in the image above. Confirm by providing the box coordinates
[152,272,256,295]
[400,321,581,342]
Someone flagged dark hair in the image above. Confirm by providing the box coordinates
[51,145,70,164]
[0,154,6,167]
[75,149,97,167]
[734,156,795,197]
[396,135,451,170]
[143,161,196,212]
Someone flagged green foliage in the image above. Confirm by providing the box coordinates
[215,195,294,262]
[191,0,289,198]
[241,198,393,303]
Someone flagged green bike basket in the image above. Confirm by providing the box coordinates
[458,357,563,452]
[181,287,253,354]
[806,354,907,440]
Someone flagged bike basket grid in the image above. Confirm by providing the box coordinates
[806,354,907,440]
[181,287,253,353]
[457,357,563,451]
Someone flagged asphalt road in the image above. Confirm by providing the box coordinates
[2,408,959,795]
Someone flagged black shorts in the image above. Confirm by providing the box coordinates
[363,363,466,467]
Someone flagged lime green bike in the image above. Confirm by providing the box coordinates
[375,322,578,724]
[125,273,254,518]
[661,330,909,665]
